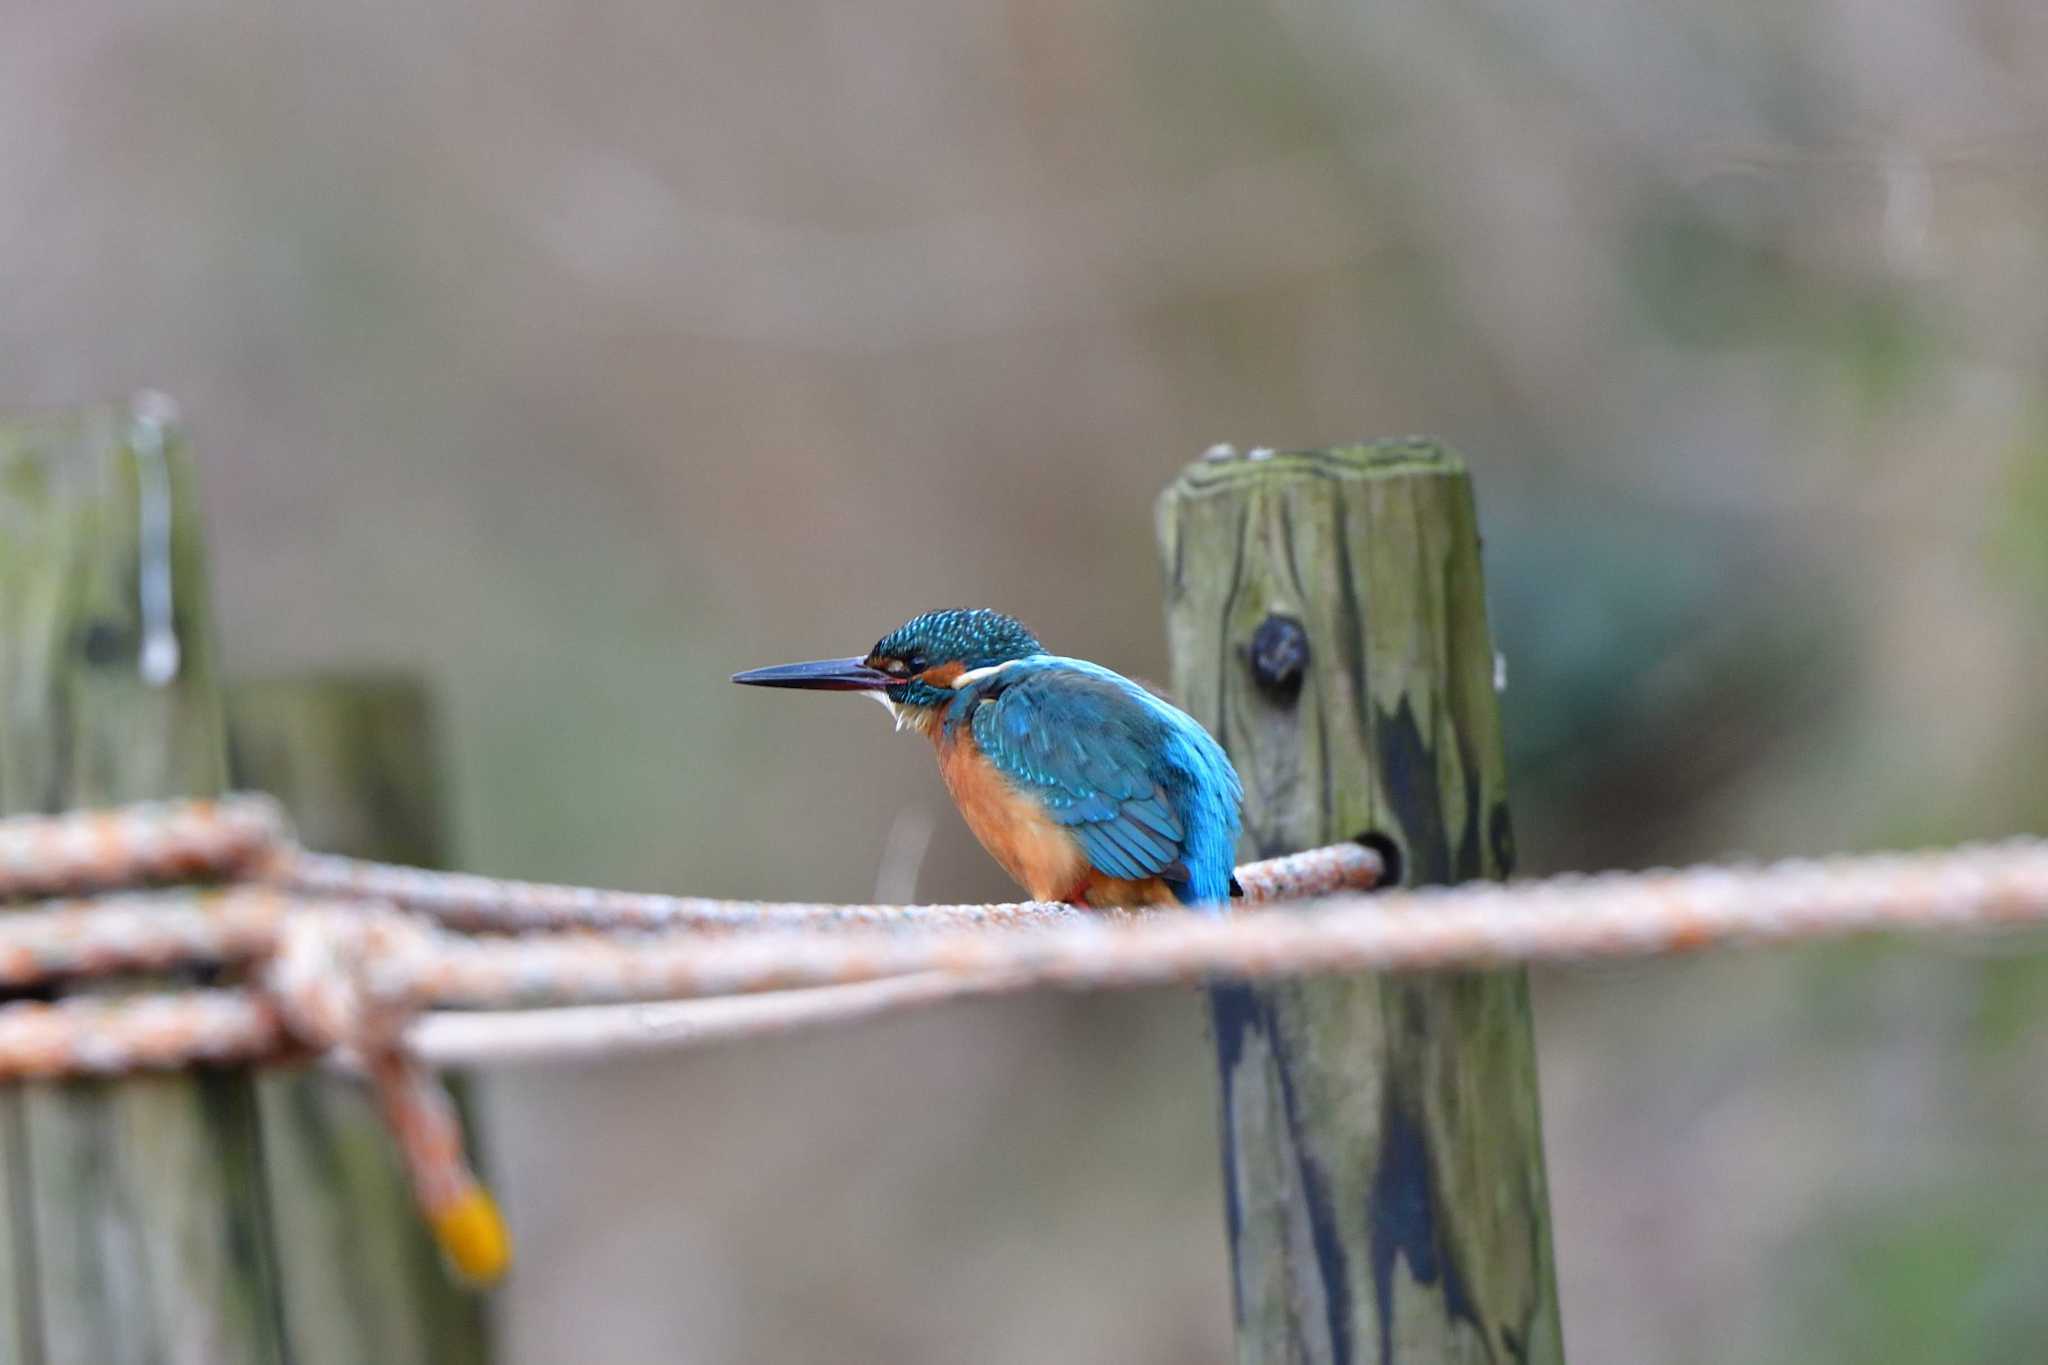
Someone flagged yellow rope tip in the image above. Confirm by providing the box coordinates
[431,1187,512,1286]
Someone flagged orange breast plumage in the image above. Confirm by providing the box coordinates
[935,731,1174,908]
[937,730,1090,902]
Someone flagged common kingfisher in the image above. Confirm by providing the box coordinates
[733,609,1243,909]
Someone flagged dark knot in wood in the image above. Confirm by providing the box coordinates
[79,619,133,668]
[1247,614,1309,702]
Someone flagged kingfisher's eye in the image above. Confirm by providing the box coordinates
[904,653,929,673]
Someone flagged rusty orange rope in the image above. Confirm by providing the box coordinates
[0,798,1382,1283]
[0,989,284,1077]
[353,839,2048,1007]
[4,796,2048,1286]
[288,852,1087,932]
[5,799,2048,1033]
[0,888,290,986]
[0,797,284,900]
[284,840,1381,933]
[6,837,2047,1070]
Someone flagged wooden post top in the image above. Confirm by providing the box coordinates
[1162,439,1466,499]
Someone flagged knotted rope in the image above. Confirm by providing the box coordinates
[0,798,1382,1285]
[5,796,2047,1287]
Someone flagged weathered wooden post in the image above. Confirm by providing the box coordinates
[0,396,283,1363]
[227,675,491,1365]
[1158,442,1563,1364]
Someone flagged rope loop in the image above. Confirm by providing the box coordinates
[262,908,425,1056]
[257,905,505,1282]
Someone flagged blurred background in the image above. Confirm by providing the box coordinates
[6,1,2048,1360]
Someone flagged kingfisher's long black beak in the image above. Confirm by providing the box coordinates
[731,656,897,691]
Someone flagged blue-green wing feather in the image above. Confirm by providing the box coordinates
[966,659,1241,905]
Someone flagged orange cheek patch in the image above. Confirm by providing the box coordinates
[916,661,967,689]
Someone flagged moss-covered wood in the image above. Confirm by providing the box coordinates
[0,397,285,1365]
[227,674,491,1365]
[1159,442,1563,1365]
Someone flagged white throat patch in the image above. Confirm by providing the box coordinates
[862,689,912,732]
[866,691,939,735]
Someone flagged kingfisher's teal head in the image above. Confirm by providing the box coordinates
[732,608,1045,730]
